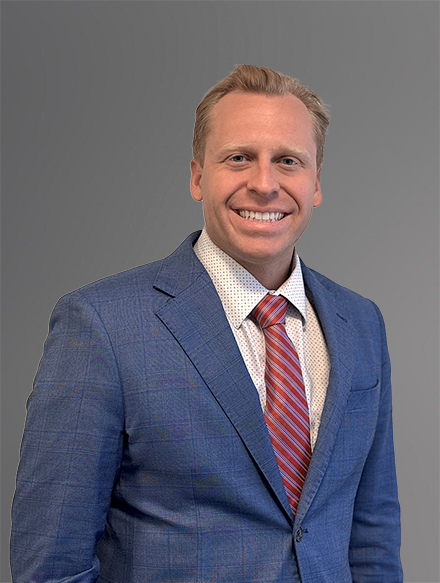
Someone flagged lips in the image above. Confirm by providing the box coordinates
[237,210,286,222]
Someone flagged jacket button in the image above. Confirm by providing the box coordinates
[295,527,303,542]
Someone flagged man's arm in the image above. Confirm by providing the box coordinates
[349,303,403,582]
[11,291,124,583]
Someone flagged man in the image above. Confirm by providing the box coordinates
[11,65,402,582]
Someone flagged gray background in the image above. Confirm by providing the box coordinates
[2,1,439,581]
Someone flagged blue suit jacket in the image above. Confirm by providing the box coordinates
[11,231,402,582]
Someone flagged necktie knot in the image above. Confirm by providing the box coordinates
[253,294,288,329]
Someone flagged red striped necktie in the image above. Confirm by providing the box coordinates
[253,294,311,517]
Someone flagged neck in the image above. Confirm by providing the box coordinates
[237,254,295,290]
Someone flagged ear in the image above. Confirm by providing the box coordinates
[313,168,322,208]
[190,159,203,202]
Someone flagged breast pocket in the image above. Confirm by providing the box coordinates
[345,378,380,412]
[341,378,381,460]
[327,379,382,480]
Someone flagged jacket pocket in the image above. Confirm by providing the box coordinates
[345,378,380,412]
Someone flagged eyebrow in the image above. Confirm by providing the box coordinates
[217,143,313,163]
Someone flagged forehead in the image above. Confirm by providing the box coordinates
[208,91,316,151]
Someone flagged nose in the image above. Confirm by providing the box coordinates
[246,161,280,197]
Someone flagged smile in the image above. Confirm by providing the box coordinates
[237,210,285,222]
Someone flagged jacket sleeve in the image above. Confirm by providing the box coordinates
[349,303,403,582]
[10,291,124,583]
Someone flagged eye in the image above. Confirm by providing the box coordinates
[281,158,297,166]
[230,155,246,163]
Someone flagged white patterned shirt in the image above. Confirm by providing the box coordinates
[194,229,330,450]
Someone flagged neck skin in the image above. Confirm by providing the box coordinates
[222,248,295,290]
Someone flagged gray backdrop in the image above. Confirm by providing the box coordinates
[2,2,439,581]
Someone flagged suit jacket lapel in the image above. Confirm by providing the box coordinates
[153,233,294,523]
[294,263,355,526]
[152,234,356,526]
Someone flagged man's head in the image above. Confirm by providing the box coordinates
[193,64,329,169]
[190,66,329,289]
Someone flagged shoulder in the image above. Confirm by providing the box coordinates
[45,260,167,336]
[69,259,165,305]
[49,260,164,318]
[52,231,204,314]
[302,262,384,325]
[303,264,390,372]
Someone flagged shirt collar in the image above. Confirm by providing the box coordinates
[194,229,307,329]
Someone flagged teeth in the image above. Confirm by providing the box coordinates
[238,210,285,222]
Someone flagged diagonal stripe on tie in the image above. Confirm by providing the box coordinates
[253,293,311,517]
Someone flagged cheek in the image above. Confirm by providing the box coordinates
[202,198,227,229]
[203,190,229,214]
[293,186,319,208]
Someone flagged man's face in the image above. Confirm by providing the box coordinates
[190,91,322,282]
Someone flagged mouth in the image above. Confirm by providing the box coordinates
[236,210,286,222]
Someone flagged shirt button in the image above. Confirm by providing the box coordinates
[295,527,303,542]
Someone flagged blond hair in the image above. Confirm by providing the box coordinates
[193,64,329,168]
